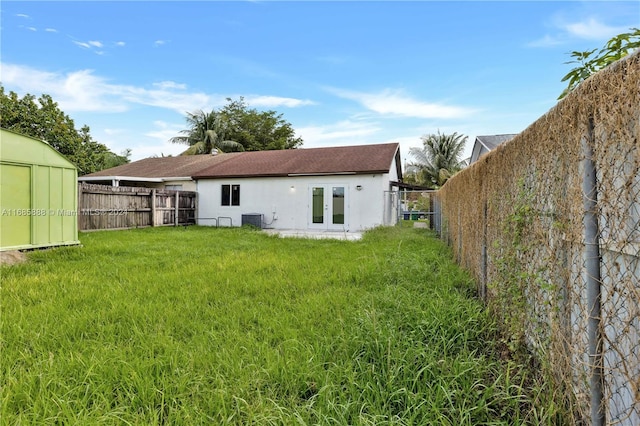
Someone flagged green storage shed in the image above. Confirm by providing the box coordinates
[0,129,80,251]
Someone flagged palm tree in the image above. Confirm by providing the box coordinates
[170,110,244,155]
[409,131,467,188]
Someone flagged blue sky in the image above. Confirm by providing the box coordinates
[2,1,638,164]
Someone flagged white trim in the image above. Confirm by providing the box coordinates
[78,176,194,183]
[288,172,357,177]
[159,177,193,181]
[78,176,164,183]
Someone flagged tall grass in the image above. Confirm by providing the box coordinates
[1,226,564,424]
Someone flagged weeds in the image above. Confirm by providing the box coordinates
[1,226,565,424]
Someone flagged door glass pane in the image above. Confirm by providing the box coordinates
[312,187,324,223]
[332,186,345,224]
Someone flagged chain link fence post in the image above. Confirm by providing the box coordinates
[581,119,605,426]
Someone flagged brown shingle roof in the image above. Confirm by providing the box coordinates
[81,153,242,178]
[80,143,401,180]
[193,143,400,179]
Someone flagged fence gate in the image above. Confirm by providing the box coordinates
[398,190,438,229]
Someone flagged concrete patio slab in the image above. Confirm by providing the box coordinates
[263,229,363,241]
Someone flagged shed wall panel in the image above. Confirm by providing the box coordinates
[34,165,51,245]
[0,163,32,248]
[49,167,63,242]
[61,168,77,241]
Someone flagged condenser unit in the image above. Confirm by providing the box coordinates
[241,213,264,229]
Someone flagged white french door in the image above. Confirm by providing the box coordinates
[308,184,348,230]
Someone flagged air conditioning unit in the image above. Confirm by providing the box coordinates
[241,213,264,229]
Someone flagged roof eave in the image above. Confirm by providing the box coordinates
[78,176,165,183]
[159,177,194,181]
[193,170,390,180]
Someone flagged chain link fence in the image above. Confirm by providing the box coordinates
[435,52,639,425]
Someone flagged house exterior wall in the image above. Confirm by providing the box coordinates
[196,173,394,231]
[470,143,489,164]
[388,159,399,182]
[163,180,196,191]
[113,180,196,191]
[0,129,79,251]
[121,179,196,191]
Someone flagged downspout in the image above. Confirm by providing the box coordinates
[581,118,604,426]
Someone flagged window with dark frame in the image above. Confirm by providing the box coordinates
[221,184,240,206]
[231,184,240,206]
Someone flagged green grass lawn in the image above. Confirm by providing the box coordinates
[1,226,562,425]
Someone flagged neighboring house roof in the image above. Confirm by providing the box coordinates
[476,134,517,151]
[193,143,401,179]
[470,134,517,164]
[78,153,241,181]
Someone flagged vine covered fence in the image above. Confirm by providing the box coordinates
[436,52,639,424]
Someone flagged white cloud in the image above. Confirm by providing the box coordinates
[16,14,30,18]
[154,40,167,47]
[103,128,125,136]
[122,87,211,113]
[153,81,187,90]
[1,64,103,111]
[73,41,91,49]
[530,16,633,47]
[564,18,628,41]
[59,69,128,112]
[329,88,474,119]
[145,120,183,141]
[1,63,218,113]
[73,40,104,50]
[296,120,381,147]
[527,34,565,48]
[45,28,58,33]
[243,95,315,108]
[95,121,187,160]
[137,121,189,159]
[27,27,37,32]
[1,62,317,124]
[72,39,123,54]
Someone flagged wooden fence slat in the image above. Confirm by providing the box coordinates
[78,183,196,231]
[174,191,179,226]
[151,189,156,227]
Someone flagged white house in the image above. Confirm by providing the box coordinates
[193,143,403,232]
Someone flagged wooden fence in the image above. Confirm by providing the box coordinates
[78,183,197,231]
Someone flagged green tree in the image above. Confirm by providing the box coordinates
[170,110,244,155]
[0,86,130,174]
[559,27,640,99]
[220,97,303,151]
[409,131,467,188]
